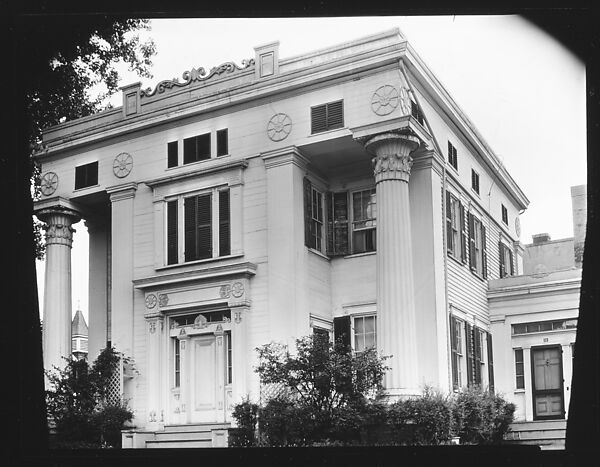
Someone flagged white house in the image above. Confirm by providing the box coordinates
[34,28,530,447]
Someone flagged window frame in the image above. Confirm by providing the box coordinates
[451,316,464,390]
[471,169,480,196]
[310,100,344,134]
[350,188,377,255]
[447,141,458,171]
[310,186,325,252]
[515,348,525,389]
[501,204,509,225]
[351,314,377,353]
[164,185,231,265]
[499,241,514,278]
[469,212,488,279]
[74,161,99,190]
[446,191,466,263]
[174,337,181,388]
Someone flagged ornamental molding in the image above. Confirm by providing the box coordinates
[140,59,255,98]
[158,294,169,307]
[371,85,400,116]
[145,294,157,309]
[193,314,208,329]
[267,113,292,141]
[113,152,133,178]
[44,223,76,246]
[40,172,59,196]
[372,153,413,180]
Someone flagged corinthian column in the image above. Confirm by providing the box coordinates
[37,207,81,375]
[363,132,420,397]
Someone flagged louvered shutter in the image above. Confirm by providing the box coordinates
[184,196,197,262]
[509,248,514,275]
[447,141,452,164]
[474,328,482,385]
[468,213,475,271]
[219,190,230,256]
[326,100,344,130]
[453,146,458,170]
[465,322,474,387]
[481,224,488,279]
[303,177,313,248]
[499,242,506,278]
[311,104,327,133]
[450,317,459,389]
[445,191,453,253]
[196,194,212,260]
[460,201,467,264]
[168,141,178,168]
[487,331,495,393]
[333,316,351,353]
[331,192,349,256]
[167,200,178,265]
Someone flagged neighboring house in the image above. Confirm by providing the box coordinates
[34,29,530,448]
[71,309,89,361]
[488,185,586,449]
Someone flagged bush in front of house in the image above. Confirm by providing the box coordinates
[228,398,259,447]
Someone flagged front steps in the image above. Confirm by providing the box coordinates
[122,422,230,448]
[505,420,566,450]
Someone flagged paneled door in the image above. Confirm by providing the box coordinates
[532,346,565,420]
[189,334,227,423]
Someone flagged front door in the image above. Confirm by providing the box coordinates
[532,346,565,420]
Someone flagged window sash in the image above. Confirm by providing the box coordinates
[515,348,525,389]
[352,189,377,254]
[353,315,376,352]
[174,338,181,388]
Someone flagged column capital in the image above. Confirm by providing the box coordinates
[36,205,81,248]
[362,132,421,183]
[107,182,138,202]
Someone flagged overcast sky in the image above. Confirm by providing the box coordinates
[36,16,587,322]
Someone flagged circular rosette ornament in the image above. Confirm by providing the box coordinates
[113,152,133,178]
[371,85,400,116]
[267,113,292,141]
[40,172,59,196]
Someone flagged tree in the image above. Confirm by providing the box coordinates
[45,346,133,448]
[18,16,157,259]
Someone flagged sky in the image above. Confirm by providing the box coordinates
[35,16,587,322]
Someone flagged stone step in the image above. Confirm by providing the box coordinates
[510,420,566,431]
[146,438,213,449]
[163,423,230,433]
[153,431,213,441]
[507,438,565,450]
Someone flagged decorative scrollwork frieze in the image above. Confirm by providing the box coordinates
[141,59,255,98]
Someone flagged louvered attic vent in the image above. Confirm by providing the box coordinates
[311,100,344,134]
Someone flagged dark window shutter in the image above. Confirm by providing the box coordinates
[333,316,351,352]
[509,248,514,275]
[330,192,349,256]
[184,196,198,261]
[465,322,474,387]
[196,194,212,260]
[303,177,314,248]
[167,200,178,264]
[183,136,196,164]
[327,100,344,129]
[184,133,211,164]
[450,317,458,389]
[75,161,98,189]
[499,242,506,278]
[460,201,467,264]
[168,141,178,168]
[474,328,482,385]
[447,141,452,164]
[446,191,453,253]
[219,190,230,256]
[326,192,334,255]
[217,129,228,157]
[481,224,488,279]
[311,104,327,133]
[453,146,458,170]
[487,332,495,393]
[468,213,475,271]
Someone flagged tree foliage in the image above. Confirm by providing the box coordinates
[45,346,133,448]
[18,16,156,259]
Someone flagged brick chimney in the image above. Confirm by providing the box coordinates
[571,184,587,267]
[532,233,551,245]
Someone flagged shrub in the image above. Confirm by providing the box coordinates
[229,398,259,447]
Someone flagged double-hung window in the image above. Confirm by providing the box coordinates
[471,169,480,195]
[448,141,458,170]
[450,317,464,389]
[168,129,229,167]
[352,189,377,254]
[166,187,231,265]
[446,191,467,263]
[468,213,488,279]
[499,242,514,278]
[303,178,325,252]
[515,349,525,389]
[353,315,376,352]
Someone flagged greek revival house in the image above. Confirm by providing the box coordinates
[34,28,529,447]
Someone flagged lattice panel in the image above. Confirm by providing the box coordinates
[259,382,288,404]
[104,356,123,406]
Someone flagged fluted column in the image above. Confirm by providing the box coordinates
[37,207,81,375]
[363,132,420,397]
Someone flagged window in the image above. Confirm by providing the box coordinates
[515,349,524,389]
[304,178,324,252]
[447,141,458,170]
[74,161,98,189]
[166,187,231,265]
[471,169,480,195]
[487,332,495,393]
[174,338,181,387]
[333,316,351,352]
[501,204,508,225]
[512,319,578,335]
[468,213,487,279]
[327,192,350,256]
[446,191,467,263]
[499,242,514,278]
[450,317,464,389]
[183,133,211,164]
[311,100,344,134]
[260,52,274,77]
[465,322,484,388]
[167,141,178,168]
[353,315,376,352]
[172,310,231,326]
[411,100,425,126]
[352,189,377,254]
[217,129,228,157]
[225,331,232,385]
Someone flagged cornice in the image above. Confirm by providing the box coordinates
[133,261,258,290]
[145,159,248,188]
[261,146,309,170]
[350,115,433,149]
[33,196,84,218]
[487,277,581,302]
[106,182,138,202]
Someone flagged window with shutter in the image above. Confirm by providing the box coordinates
[183,133,211,164]
[465,322,474,388]
[167,200,178,264]
[352,189,376,254]
[473,328,483,386]
[310,100,344,134]
[327,192,349,256]
[450,317,463,389]
[303,178,314,249]
[481,224,487,279]
[353,315,376,352]
[468,213,476,271]
[460,203,467,264]
[411,100,425,126]
[487,331,495,393]
[471,169,480,195]
[168,141,179,168]
[469,213,487,278]
[447,141,458,170]
[333,316,351,352]
[499,242,513,278]
[501,204,508,225]
[75,161,98,189]
[219,190,230,256]
[446,191,453,254]
[217,129,228,157]
[446,191,465,262]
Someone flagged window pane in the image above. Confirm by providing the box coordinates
[540,322,553,331]
[365,316,375,333]
[217,129,228,157]
[364,332,375,349]
[355,317,364,335]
